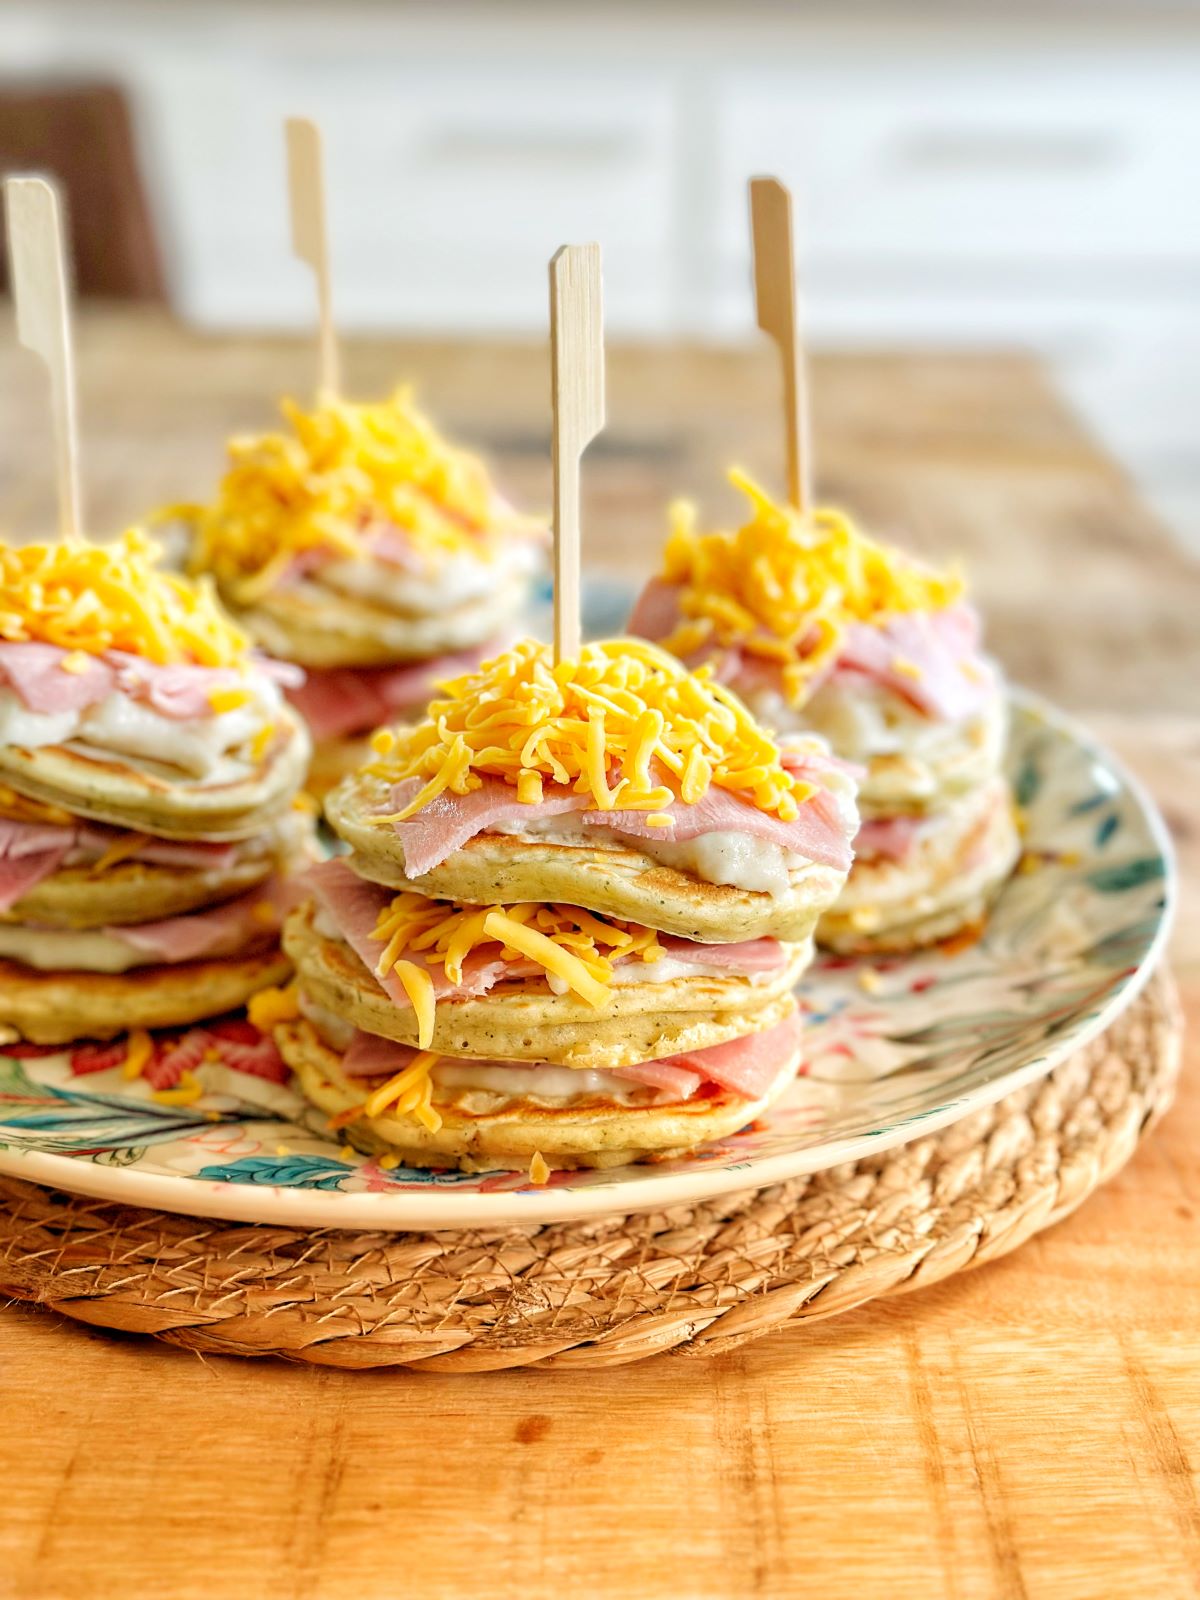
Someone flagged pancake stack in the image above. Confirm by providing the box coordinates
[629,472,1020,953]
[270,636,860,1173]
[176,390,543,797]
[0,530,314,1046]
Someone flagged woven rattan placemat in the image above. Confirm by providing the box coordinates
[0,971,1180,1371]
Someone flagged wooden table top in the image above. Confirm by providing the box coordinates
[1,311,1197,1600]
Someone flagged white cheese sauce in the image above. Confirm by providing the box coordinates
[0,673,284,782]
[314,537,538,613]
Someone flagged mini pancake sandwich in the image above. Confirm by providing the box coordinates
[268,635,859,1173]
[0,529,315,1046]
[629,472,1020,954]
[173,390,543,796]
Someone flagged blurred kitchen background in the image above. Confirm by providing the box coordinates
[1,0,1199,549]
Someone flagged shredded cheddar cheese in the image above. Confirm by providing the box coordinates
[363,1050,443,1132]
[152,1069,204,1107]
[175,390,537,607]
[0,782,76,827]
[0,528,249,666]
[248,981,300,1032]
[367,636,813,827]
[528,1151,551,1186]
[367,890,666,1027]
[120,1028,155,1081]
[656,471,963,707]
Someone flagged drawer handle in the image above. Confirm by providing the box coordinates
[892,128,1123,174]
[420,126,641,169]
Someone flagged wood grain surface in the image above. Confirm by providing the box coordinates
[0,311,1196,1600]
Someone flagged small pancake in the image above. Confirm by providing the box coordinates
[855,695,1008,819]
[238,575,529,670]
[0,705,311,841]
[818,777,1020,954]
[1,808,313,930]
[0,947,293,1046]
[278,1014,801,1171]
[326,774,844,943]
[285,900,808,1068]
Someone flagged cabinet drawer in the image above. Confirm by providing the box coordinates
[145,55,678,327]
[714,52,1200,267]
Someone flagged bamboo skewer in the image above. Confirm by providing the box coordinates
[548,243,604,663]
[286,116,340,397]
[3,176,83,540]
[749,175,811,515]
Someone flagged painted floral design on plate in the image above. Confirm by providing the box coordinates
[0,695,1173,1230]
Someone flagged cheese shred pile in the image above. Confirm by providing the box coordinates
[0,529,249,666]
[371,892,667,1046]
[658,471,963,706]
[177,389,531,606]
[367,636,812,827]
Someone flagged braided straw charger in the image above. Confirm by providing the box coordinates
[0,971,1179,1371]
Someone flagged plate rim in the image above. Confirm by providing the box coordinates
[0,689,1175,1231]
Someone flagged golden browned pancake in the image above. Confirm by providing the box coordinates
[0,947,293,1046]
[238,578,529,671]
[1,809,313,930]
[818,777,1020,954]
[326,772,844,944]
[277,1013,801,1172]
[0,705,311,841]
[284,899,807,1068]
[303,732,374,804]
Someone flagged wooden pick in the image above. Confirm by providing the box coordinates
[749,175,811,514]
[4,176,83,540]
[286,116,340,397]
[548,243,604,663]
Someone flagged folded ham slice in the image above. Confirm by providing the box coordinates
[0,813,240,912]
[854,813,925,862]
[0,817,73,911]
[628,579,994,724]
[305,857,788,1008]
[386,767,852,880]
[0,639,299,721]
[336,1009,801,1104]
[287,639,498,741]
[664,1011,803,1099]
[111,877,290,963]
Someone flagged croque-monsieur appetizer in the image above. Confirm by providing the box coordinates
[270,635,859,1172]
[0,530,314,1045]
[629,473,1019,953]
[177,390,542,796]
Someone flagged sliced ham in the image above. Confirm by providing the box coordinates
[0,640,114,713]
[0,818,73,911]
[854,813,925,862]
[111,878,288,964]
[831,606,993,722]
[388,766,852,878]
[665,1011,803,1099]
[288,640,496,741]
[656,933,786,971]
[609,1060,704,1099]
[580,779,851,872]
[388,776,586,879]
[0,813,239,905]
[337,1010,800,1104]
[306,857,542,1006]
[629,577,994,725]
[343,1029,424,1079]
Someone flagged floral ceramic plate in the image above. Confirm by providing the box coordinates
[0,694,1172,1230]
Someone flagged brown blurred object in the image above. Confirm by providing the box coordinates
[0,82,164,300]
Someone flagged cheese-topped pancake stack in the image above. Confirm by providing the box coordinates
[0,530,314,1045]
[177,391,542,796]
[270,636,859,1173]
[629,473,1019,953]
